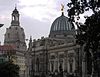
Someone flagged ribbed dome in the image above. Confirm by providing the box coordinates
[49,13,75,38]
[50,13,74,32]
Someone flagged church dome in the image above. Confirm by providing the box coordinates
[49,12,75,38]
[4,7,26,51]
[50,13,74,32]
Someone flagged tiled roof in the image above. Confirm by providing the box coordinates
[0,45,16,54]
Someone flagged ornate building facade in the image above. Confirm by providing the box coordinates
[27,10,81,77]
[4,7,27,77]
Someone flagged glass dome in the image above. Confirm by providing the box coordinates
[49,12,75,38]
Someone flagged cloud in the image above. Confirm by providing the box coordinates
[0,0,19,11]
[0,0,19,44]
[18,0,48,6]
[18,0,60,21]
[0,0,68,45]
[20,16,51,40]
[0,0,19,24]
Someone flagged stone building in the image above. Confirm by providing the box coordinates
[0,45,16,63]
[4,7,26,51]
[27,10,81,77]
[0,45,26,77]
[4,7,27,77]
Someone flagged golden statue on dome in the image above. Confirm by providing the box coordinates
[61,4,64,12]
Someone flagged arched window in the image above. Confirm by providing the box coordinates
[51,61,54,72]
[59,59,63,72]
[69,58,73,73]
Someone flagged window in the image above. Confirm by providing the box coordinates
[8,33,10,38]
[15,27,17,30]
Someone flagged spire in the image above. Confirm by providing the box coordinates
[29,36,32,42]
[11,5,20,26]
[13,4,19,14]
[28,36,32,48]
[61,4,64,16]
[15,4,17,10]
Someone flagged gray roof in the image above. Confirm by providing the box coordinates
[50,13,74,32]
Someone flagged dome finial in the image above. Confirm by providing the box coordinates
[15,4,17,9]
[13,4,19,13]
[61,4,64,16]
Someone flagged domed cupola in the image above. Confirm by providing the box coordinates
[11,6,20,26]
[4,7,27,51]
[49,5,75,39]
[13,7,19,14]
[50,13,74,31]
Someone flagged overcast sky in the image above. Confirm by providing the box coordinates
[0,0,92,45]
[0,0,70,45]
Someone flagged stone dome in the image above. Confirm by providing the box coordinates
[49,12,75,38]
[4,7,27,51]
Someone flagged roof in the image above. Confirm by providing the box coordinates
[0,45,16,51]
[12,7,19,14]
[50,12,75,32]
[49,12,76,38]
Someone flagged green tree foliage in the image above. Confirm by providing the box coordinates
[67,0,100,76]
[67,0,100,21]
[77,11,100,76]
[76,12,100,51]
[67,0,100,58]
[0,61,19,77]
[0,24,4,27]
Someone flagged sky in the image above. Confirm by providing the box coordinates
[0,0,70,45]
[0,0,92,45]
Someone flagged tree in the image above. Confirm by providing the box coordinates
[67,0,100,77]
[0,61,20,77]
[67,0,100,22]
[0,24,4,27]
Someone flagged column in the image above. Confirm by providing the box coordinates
[64,51,68,72]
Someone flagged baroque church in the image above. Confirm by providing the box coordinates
[4,7,27,51]
[4,7,27,77]
[27,6,81,77]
